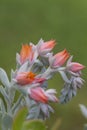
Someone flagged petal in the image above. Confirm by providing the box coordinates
[68,62,85,72]
[46,89,57,94]
[40,40,56,51]
[16,71,36,85]
[30,87,48,103]
[52,49,70,67]
[20,44,34,64]
[37,39,56,56]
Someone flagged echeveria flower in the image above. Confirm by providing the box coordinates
[29,87,48,103]
[49,49,70,68]
[20,44,33,64]
[15,71,45,85]
[16,71,36,85]
[19,44,38,65]
[37,39,56,56]
[0,38,84,122]
[67,62,85,72]
[28,87,58,103]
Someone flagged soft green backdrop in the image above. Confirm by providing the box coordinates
[0,0,87,130]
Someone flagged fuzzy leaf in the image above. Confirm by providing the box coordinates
[16,53,21,66]
[0,112,2,130]
[12,95,24,116]
[0,68,10,88]
[0,85,9,105]
[84,124,87,130]
[79,104,87,119]
[11,69,16,79]
[0,98,6,113]
[17,61,29,73]
[26,105,40,120]
[2,113,13,130]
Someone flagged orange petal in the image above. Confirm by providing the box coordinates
[40,40,56,50]
[20,44,33,63]
[53,49,70,67]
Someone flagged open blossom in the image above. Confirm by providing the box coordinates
[16,71,36,85]
[67,62,85,73]
[15,71,45,85]
[28,87,58,103]
[49,49,70,68]
[37,39,56,55]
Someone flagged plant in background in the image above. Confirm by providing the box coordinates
[79,104,87,130]
[0,39,85,130]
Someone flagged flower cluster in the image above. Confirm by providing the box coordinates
[0,39,85,121]
[13,39,84,119]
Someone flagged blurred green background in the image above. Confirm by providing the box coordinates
[0,0,87,130]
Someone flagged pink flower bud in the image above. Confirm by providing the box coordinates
[37,39,56,55]
[67,62,85,72]
[29,87,48,103]
[49,49,70,68]
[40,40,56,51]
[29,87,58,103]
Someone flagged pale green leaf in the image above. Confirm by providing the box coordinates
[0,68,10,88]
[2,113,13,130]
